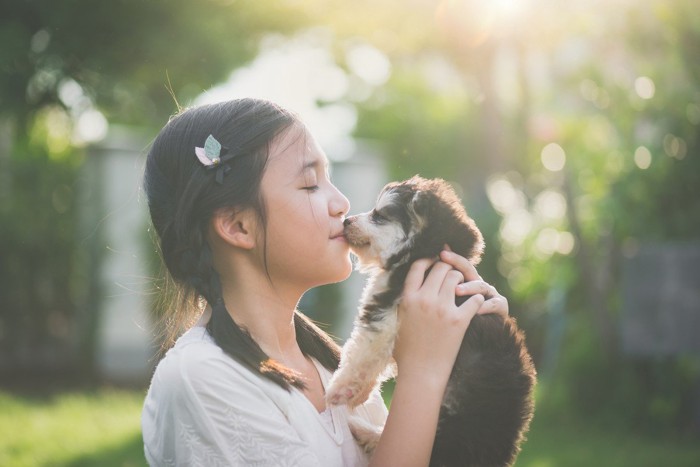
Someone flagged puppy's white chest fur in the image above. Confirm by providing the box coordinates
[326,269,399,409]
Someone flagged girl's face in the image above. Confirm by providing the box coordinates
[259,126,352,290]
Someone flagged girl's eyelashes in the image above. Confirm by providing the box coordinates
[302,185,320,192]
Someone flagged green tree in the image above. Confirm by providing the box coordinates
[340,0,700,433]
[0,0,307,377]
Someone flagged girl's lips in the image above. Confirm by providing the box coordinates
[330,228,347,240]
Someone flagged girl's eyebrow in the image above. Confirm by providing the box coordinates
[298,159,329,176]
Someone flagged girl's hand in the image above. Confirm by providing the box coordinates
[393,255,485,384]
[371,250,509,467]
[440,249,509,318]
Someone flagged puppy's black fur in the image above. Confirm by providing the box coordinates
[352,177,536,467]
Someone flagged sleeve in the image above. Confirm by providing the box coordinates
[143,346,323,467]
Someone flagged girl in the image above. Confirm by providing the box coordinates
[141,98,508,466]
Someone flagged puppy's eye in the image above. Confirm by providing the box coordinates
[371,210,387,223]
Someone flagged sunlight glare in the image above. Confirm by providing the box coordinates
[535,228,559,256]
[534,189,567,221]
[557,231,575,255]
[435,0,528,47]
[634,146,652,169]
[494,0,524,17]
[541,143,566,171]
[500,209,533,246]
[195,32,359,160]
[634,76,655,100]
[74,109,108,145]
[663,134,687,160]
[534,228,575,257]
[346,43,391,87]
[486,175,526,215]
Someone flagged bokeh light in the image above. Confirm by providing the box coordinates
[634,76,656,100]
[541,143,566,172]
[533,190,567,222]
[634,145,652,169]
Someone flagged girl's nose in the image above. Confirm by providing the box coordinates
[331,185,350,218]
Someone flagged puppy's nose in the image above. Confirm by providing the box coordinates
[343,216,355,226]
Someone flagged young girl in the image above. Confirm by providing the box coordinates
[141,98,509,467]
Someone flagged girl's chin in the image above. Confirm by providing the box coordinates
[325,256,353,284]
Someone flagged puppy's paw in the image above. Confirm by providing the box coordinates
[326,376,373,408]
[326,384,356,406]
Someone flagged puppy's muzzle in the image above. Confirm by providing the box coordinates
[343,215,370,247]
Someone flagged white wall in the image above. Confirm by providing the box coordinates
[88,128,153,383]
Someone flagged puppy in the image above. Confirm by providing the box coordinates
[326,176,536,467]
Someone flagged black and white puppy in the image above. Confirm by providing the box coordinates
[326,176,536,467]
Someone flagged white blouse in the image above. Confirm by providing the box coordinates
[142,326,387,467]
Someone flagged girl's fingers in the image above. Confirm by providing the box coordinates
[404,252,508,319]
[456,293,486,320]
[439,250,481,282]
[456,280,498,299]
[421,261,455,294]
[438,269,465,303]
[403,258,437,293]
[477,296,509,317]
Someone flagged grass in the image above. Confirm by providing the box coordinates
[0,388,147,467]
[516,412,700,467]
[1,386,699,466]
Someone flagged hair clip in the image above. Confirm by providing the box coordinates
[195,135,235,184]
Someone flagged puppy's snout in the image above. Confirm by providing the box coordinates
[344,216,356,227]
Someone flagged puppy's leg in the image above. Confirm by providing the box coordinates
[348,414,383,454]
[326,311,398,408]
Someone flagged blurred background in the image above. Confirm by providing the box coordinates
[1,0,699,465]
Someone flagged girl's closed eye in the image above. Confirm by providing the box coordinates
[302,185,320,192]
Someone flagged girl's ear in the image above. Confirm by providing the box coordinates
[210,208,258,250]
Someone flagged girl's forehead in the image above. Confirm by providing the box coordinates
[269,127,328,171]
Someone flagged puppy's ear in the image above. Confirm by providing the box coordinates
[447,214,485,265]
[409,190,430,217]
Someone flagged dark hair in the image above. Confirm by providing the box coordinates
[144,98,340,390]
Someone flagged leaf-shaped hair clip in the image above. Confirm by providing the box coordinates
[195,135,223,166]
[194,134,235,184]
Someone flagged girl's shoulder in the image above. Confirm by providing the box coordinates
[149,326,291,407]
[155,326,257,386]
[158,326,225,375]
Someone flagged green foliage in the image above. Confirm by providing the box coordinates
[0,0,307,127]
[0,0,309,376]
[537,316,700,435]
[0,129,90,370]
[352,0,700,438]
[355,71,480,181]
[354,67,511,305]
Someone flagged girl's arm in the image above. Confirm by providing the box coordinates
[369,250,508,467]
